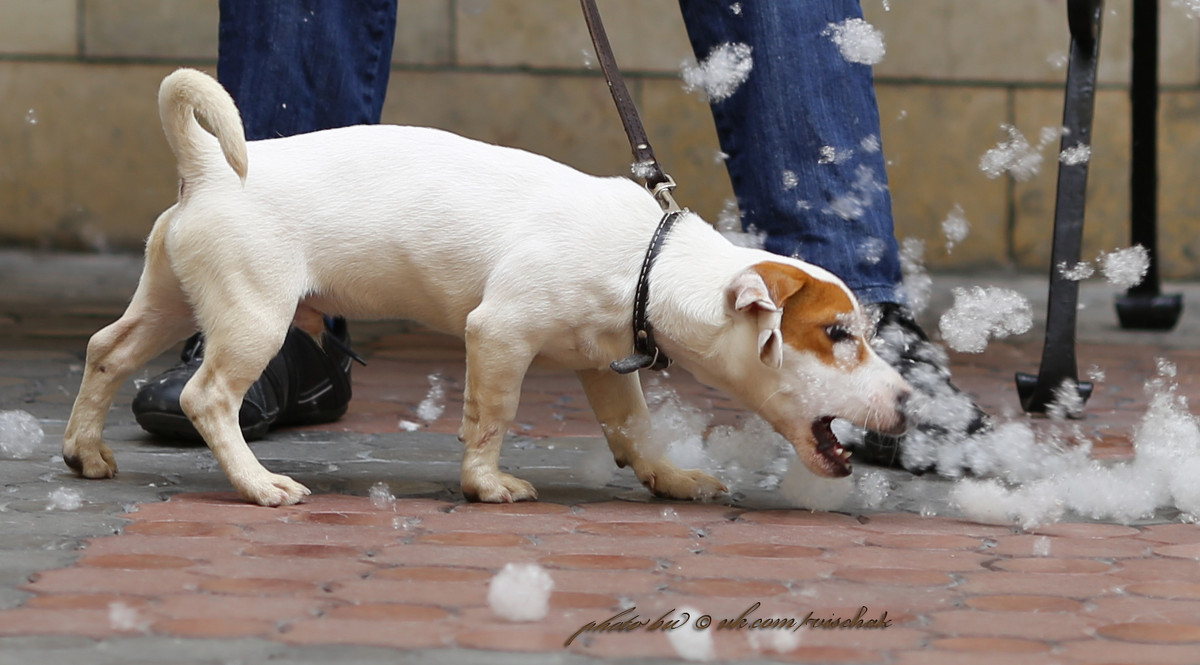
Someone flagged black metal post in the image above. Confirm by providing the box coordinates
[1015,0,1102,414]
[1115,0,1183,329]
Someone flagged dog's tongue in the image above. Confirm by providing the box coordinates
[813,416,852,477]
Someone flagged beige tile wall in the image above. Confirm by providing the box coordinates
[1,0,1198,277]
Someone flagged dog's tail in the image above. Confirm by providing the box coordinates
[158,68,248,182]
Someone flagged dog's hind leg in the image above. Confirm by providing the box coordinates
[576,369,727,501]
[178,306,309,506]
[458,309,539,503]
[64,239,196,478]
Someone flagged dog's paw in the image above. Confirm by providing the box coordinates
[462,471,538,503]
[237,473,311,507]
[642,465,728,502]
[62,442,118,479]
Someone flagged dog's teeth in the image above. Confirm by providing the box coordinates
[843,450,852,460]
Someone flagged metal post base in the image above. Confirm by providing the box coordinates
[1015,372,1095,415]
[1115,292,1183,330]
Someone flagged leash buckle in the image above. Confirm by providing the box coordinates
[649,174,681,213]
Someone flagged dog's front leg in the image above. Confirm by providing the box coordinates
[576,369,726,501]
[458,316,538,503]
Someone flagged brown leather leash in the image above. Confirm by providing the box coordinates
[580,0,684,374]
[580,0,680,214]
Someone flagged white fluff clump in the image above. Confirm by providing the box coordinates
[47,487,84,511]
[938,286,1033,353]
[779,459,854,511]
[369,482,396,510]
[823,18,886,65]
[0,410,42,459]
[952,360,1200,528]
[681,42,753,102]
[898,238,932,315]
[667,607,715,661]
[979,124,1060,181]
[1059,144,1091,165]
[488,563,554,622]
[941,204,970,253]
[416,373,446,422]
[1100,245,1150,290]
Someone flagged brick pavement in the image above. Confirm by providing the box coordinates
[1,251,1200,664]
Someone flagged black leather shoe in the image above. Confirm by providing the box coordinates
[132,318,359,442]
[854,303,990,473]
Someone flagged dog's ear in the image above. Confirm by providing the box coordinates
[728,263,810,368]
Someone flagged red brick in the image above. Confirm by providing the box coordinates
[574,500,740,525]
[550,591,620,610]
[242,543,367,559]
[197,577,319,596]
[964,595,1082,612]
[853,513,1013,537]
[1136,523,1200,545]
[1032,523,1140,538]
[532,533,695,559]
[326,578,488,607]
[371,543,538,568]
[863,533,982,550]
[924,609,1101,641]
[667,578,789,597]
[929,636,1049,652]
[450,501,574,516]
[1085,596,1200,624]
[415,511,580,534]
[545,569,666,595]
[153,593,330,622]
[190,553,375,582]
[325,603,448,621]
[574,521,694,538]
[831,546,989,572]
[735,510,862,528]
[1056,639,1200,664]
[240,522,401,549]
[990,534,1152,558]
[702,521,867,548]
[278,617,456,649]
[415,532,531,547]
[540,553,660,571]
[153,616,278,638]
[1113,557,1200,582]
[1156,542,1200,560]
[1097,622,1200,643]
[121,521,245,538]
[371,566,491,583]
[705,543,823,558]
[1124,581,1200,600]
[832,568,954,587]
[954,571,1122,597]
[991,557,1114,574]
[456,624,579,652]
[667,554,835,581]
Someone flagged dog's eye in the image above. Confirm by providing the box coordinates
[824,324,853,343]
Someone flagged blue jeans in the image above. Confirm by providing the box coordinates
[677,0,903,305]
[217,0,397,140]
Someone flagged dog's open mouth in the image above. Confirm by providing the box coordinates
[813,416,852,477]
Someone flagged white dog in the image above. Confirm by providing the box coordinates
[63,69,910,507]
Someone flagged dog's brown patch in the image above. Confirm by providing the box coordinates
[752,262,865,367]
